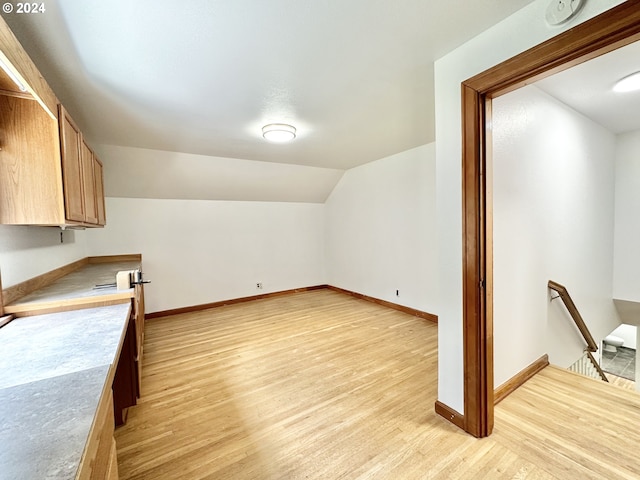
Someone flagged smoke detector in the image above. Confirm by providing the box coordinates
[545,0,585,26]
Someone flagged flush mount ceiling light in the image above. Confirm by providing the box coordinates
[613,72,640,93]
[262,124,296,143]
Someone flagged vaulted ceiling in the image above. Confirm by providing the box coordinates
[4,0,535,171]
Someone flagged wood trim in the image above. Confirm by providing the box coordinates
[107,439,118,479]
[494,354,549,405]
[327,285,438,324]
[4,293,133,317]
[147,285,439,323]
[76,385,115,480]
[146,285,329,319]
[0,88,34,100]
[88,254,142,264]
[461,82,492,439]
[434,401,465,430]
[1,257,89,306]
[466,2,640,97]
[0,314,14,329]
[548,280,598,352]
[459,1,640,439]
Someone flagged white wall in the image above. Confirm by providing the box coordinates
[3,142,439,320]
[96,145,344,204]
[85,198,325,313]
[613,130,640,302]
[324,144,438,313]
[0,226,88,288]
[434,0,624,412]
[492,85,619,387]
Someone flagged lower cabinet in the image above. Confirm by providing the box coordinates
[80,306,141,479]
[77,391,118,480]
[112,313,139,426]
[133,284,145,397]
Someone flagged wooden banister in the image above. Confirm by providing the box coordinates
[548,281,609,383]
[548,280,598,352]
[586,351,609,383]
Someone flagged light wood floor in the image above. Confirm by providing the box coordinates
[115,289,640,479]
[606,372,636,391]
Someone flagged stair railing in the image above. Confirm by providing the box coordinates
[548,280,609,382]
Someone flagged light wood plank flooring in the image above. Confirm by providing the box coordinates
[606,372,636,391]
[115,289,640,479]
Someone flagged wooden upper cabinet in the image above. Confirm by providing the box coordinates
[94,156,106,226]
[58,105,85,223]
[81,138,98,225]
[0,17,106,227]
[0,95,65,225]
[58,105,106,226]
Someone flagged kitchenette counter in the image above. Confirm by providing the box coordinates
[0,303,132,479]
[0,304,130,389]
[4,260,141,315]
[0,366,111,480]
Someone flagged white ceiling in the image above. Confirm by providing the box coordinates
[4,0,535,170]
[535,39,640,134]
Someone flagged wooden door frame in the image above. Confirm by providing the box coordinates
[461,0,640,438]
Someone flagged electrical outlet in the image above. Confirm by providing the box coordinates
[256,283,263,289]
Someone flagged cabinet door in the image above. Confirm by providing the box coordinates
[94,155,106,226]
[0,95,65,225]
[58,105,85,222]
[113,315,138,426]
[81,139,98,224]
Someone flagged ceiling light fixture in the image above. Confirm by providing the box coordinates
[613,71,640,93]
[262,124,296,142]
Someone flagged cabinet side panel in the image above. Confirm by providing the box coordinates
[0,95,64,224]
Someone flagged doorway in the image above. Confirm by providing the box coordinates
[460,2,640,438]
